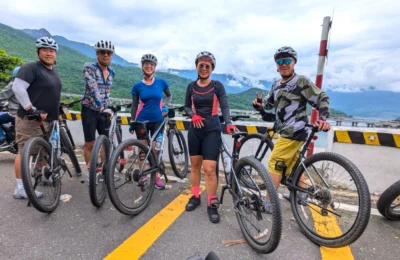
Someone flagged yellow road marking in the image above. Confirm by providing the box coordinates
[309,205,354,260]
[104,186,205,260]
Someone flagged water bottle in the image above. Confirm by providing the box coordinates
[155,133,163,151]
[51,129,59,148]
[222,151,231,173]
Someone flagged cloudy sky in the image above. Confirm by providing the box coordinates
[2,0,400,91]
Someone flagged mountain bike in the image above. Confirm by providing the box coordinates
[20,109,82,213]
[106,106,189,215]
[217,114,282,254]
[237,113,371,247]
[89,104,131,207]
[377,180,400,220]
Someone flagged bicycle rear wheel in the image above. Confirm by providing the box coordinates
[377,180,400,220]
[21,137,61,213]
[290,152,371,247]
[89,135,110,207]
[233,156,282,254]
[114,125,125,173]
[107,139,156,215]
[168,129,189,179]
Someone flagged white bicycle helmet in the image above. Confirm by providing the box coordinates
[274,46,297,62]
[35,37,59,51]
[195,51,216,69]
[94,40,115,53]
[141,54,158,66]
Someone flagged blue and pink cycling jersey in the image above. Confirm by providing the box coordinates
[131,77,169,122]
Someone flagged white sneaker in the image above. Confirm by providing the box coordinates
[13,187,43,199]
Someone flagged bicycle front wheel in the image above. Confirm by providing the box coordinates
[60,127,81,175]
[290,152,371,247]
[107,139,156,215]
[168,129,189,179]
[233,156,282,254]
[377,180,400,220]
[21,137,61,213]
[89,135,110,207]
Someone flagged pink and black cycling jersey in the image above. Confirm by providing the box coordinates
[184,80,232,131]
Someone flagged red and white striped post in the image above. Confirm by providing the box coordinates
[307,16,332,158]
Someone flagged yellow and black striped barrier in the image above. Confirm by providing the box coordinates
[334,130,400,148]
[60,112,277,137]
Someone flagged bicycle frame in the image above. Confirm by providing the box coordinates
[129,107,185,183]
[279,125,330,196]
[219,131,265,205]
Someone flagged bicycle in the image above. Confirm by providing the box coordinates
[106,106,189,215]
[237,113,371,248]
[217,114,282,254]
[377,180,400,220]
[89,103,131,207]
[20,107,82,213]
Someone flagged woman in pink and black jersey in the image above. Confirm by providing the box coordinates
[184,51,237,223]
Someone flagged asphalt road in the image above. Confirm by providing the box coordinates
[0,151,399,260]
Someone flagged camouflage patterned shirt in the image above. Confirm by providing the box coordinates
[263,74,330,141]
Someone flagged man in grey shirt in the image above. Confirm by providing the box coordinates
[0,66,20,146]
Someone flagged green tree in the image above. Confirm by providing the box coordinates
[0,48,24,87]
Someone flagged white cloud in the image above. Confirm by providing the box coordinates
[226,79,243,88]
[2,0,400,91]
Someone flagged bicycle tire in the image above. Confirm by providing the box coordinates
[377,180,400,220]
[233,156,282,254]
[237,133,274,161]
[291,152,371,247]
[21,137,61,213]
[107,139,156,215]
[236,133,273,190]
[168,129,189,179]
[65,125,76,150]
[60,127,81,175]
[115,127,125,173]
[89,135,110,207]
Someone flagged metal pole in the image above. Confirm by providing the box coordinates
[307,16,331,158]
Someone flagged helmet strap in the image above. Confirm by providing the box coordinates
[281,70,295,81]
[143,71,154,80]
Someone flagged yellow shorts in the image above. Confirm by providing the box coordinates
[268,136,304,176]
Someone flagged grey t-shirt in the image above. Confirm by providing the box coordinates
[16,61,62,121]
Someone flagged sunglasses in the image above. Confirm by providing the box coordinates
[98,50,113,56]
[198,64,212,70]
[276,58,294,65]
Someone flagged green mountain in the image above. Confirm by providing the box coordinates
[0,23,348,117]
[0,23,191,97]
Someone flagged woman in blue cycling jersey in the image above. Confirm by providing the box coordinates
[129,54,172,190]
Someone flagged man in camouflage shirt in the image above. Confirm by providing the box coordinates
[253,46,331,210]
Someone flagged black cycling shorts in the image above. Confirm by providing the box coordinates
[188,128,221,161]
[134,121,164,140]
[81,105,109,142]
